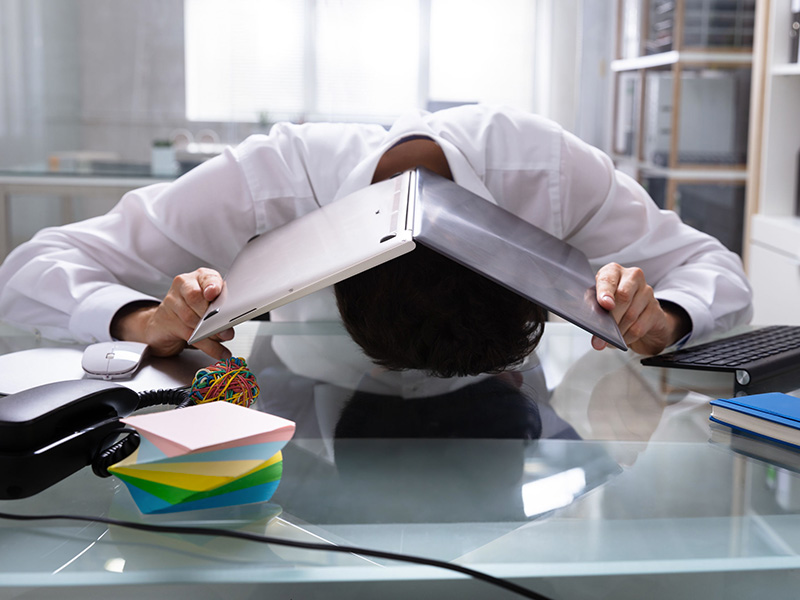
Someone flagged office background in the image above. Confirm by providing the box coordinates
[2,5,800,597]
[0,0,611,242]
[0,0,611,161]
[0,0,797,325]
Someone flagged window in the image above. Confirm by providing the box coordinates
[184,0,536,123]
[184,0,307,122]
[428,0,535,110]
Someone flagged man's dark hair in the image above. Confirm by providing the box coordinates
[334,243,547,377]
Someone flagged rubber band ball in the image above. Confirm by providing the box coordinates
[188,357,260,408]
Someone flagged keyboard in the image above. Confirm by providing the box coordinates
[641,325,800,386]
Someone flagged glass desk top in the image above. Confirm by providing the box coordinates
[1,321,799,600]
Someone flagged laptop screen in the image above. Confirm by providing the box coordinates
[412,168,626,351]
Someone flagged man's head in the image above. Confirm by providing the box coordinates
[334,243,547,377]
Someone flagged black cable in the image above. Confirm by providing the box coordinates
[90,427,141,477]
[136,388,193,410]
[0,510,552,600]
[91,389,194,477]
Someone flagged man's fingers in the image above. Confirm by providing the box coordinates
[620,301,660,346]
[616,284,654,336]
[167,269,224,323]
[607,267,646,320]
[214,327,235,342]
[124,269,229,360]
[191,337,232,361]
[162,288,204,331]
[595,263,623,309]
[197,268,225,302]
[592,262,684,355]
[145,307,196,353]
[183,279,212,318]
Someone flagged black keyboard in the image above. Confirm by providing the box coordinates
[641,325,800,386]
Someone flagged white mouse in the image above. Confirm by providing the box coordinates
[82,341,149,380]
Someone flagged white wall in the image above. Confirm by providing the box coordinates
[78,0,248,161]
[575,0,616,151]
[532,0,616,150]
[79,0,187,160]
[0,0,82,166]
[0,0,255,169]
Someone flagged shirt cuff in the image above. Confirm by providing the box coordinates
[655,291,712,348]
[69,284,159,344]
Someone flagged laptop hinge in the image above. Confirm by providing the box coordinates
[406,168,420,235]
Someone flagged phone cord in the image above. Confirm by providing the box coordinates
[91,388,193,477]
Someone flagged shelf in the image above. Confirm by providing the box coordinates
[612,158,748,181]
[640,167,747,181]
[611,50,753,72]
[772,63,800,76]
[611,2,755,257]
[744,0,800,322]
[751,214,800,256]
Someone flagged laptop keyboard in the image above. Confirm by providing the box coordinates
[640,325,800,386]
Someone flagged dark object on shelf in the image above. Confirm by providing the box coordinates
[677,183,745,255]
[646,0,756,55]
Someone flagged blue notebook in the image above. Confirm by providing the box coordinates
[710,393,800,449]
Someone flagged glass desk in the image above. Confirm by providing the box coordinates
[1,321,800,600]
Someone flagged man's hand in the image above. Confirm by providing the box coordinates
[591,262,691,355]
[110,268,234,360]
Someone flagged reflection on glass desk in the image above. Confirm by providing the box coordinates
[1,321,800,600]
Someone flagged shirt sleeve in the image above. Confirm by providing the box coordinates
[427,104,752,343]
[0,148,257,343]
[0,122,388,344]
[557,128,753,343]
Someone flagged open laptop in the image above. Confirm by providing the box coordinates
[188,168,626,351]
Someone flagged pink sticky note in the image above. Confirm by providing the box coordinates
[121,402,296,458]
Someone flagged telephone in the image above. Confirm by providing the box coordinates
[0,379,140,500]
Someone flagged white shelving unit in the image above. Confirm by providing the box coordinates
[746,0,800,325]
[611,0,755,256]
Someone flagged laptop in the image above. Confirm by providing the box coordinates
[188,168,626,351]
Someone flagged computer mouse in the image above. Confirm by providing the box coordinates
[81,341,149,380]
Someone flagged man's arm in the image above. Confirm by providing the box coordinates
[0,149,255,346]
[558,131,752,350]
[0,122,384,351]
[427,105,752,350]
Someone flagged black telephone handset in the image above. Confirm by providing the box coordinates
[0,380,140,500]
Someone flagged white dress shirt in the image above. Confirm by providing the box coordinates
[0,104,752,345]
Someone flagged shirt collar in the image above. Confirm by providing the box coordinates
[332,111,497,205]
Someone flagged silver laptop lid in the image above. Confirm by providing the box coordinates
[189,172,416,343]
[411,168,626,351]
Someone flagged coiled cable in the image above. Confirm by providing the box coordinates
[91,388,193,477]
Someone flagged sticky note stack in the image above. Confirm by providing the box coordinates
[109,401,296,514]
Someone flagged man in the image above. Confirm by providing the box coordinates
[0,105,752,374]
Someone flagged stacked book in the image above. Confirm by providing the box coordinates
[710,392,800,449]
[109,401,295,514]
